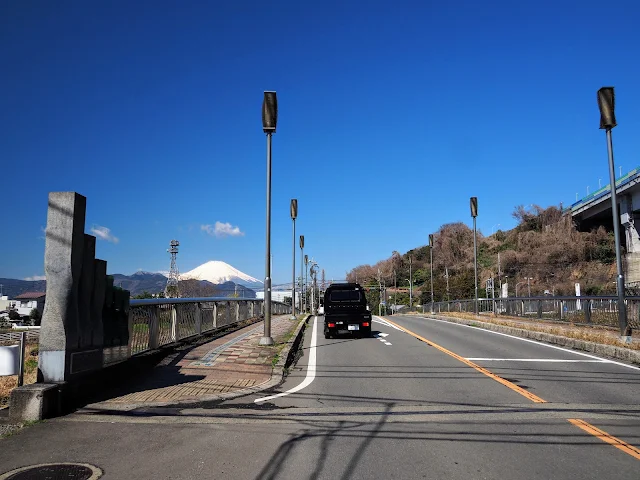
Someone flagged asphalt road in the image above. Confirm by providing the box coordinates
[0,314,638,479]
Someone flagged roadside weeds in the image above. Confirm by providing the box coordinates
[435,311,640,351]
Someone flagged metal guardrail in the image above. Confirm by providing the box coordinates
[0,331,40,344]
[421,296,640,330]
[129,297,290,355]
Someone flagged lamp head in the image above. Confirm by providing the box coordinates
[262,91,278,133]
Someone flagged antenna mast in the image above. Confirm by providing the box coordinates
[165,240,180,297]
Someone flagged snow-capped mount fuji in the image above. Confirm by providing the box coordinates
[180,261,262,287]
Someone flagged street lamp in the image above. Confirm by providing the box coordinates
[299,235,304,313]
[470,197,479,314]
[597,87,629,338]
[290,199,297,319]
[429,234,434,314]
[309,261,318,315]
[260,91,277,346]
[305,254,309,314]
[515,281,530,297]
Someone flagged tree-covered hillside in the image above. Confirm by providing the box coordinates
[347,205,616,312]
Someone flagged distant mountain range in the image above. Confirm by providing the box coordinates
[0,278,47,299]
[113,271,256,298]
[1,261,260,299]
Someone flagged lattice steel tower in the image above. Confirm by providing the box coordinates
[165,240,180,297]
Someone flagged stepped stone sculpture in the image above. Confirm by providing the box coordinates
[38,192,131,383]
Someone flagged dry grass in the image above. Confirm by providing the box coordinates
[0,343,39,409]
[436,312,640,351]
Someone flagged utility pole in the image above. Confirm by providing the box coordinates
[409,256,413,309]
[378,269,382,316]
[394,270,397,315]
[498,252,502,297]
[470,196,478,315]
[300,235,304,313]
[429,234,434,314]
[305,255,309,314]
[383,279,386,315]
[445,266,450,301]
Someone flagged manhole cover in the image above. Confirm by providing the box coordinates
[0,463,102,480]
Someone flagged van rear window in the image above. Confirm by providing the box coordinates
[329,290,361,302]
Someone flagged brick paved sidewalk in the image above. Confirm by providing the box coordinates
[92,314,303,407]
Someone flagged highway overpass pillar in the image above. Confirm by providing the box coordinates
[621,195,640,285]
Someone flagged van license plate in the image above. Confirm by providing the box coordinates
[348,325,359,331]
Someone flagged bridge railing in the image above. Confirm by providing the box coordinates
[129,297,290,355]
[423,296,640,330]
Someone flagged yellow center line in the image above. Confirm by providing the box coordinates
[382,317,547,403]
[568,419,640,460]
[382,316,640,461]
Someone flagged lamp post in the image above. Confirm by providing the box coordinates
[290,199,297,319]
[516,281,527,297]
[310,261,318,315]
[470,197,479,314]
[597,87,629,338]
[429,234,434,314]
[260,91,277,346]
[299,235,304,313]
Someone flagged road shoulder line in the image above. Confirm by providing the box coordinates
[254,315,317,403]
[415,315,640,370]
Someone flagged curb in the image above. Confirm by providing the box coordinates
[244,314,310,397]
[418,314,640,366]
[81,315,311,411]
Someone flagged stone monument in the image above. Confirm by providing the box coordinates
[10,192,131,420]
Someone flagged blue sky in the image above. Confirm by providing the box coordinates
[2,1,640,285]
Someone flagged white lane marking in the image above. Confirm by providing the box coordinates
[377,332,389,337]
[254,316,317,403]
[384,342,392,346]
[465,358,607,363]
[373,316,403,331]
[415,316,640,371]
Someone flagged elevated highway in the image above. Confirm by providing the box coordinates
[567,166,640,285]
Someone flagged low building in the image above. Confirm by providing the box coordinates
[256,290,299,307]
[0,295,11,312]
[11,292,46,318]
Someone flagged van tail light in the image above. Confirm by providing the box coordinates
[328,323,336,328]
[362,322,370,327]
